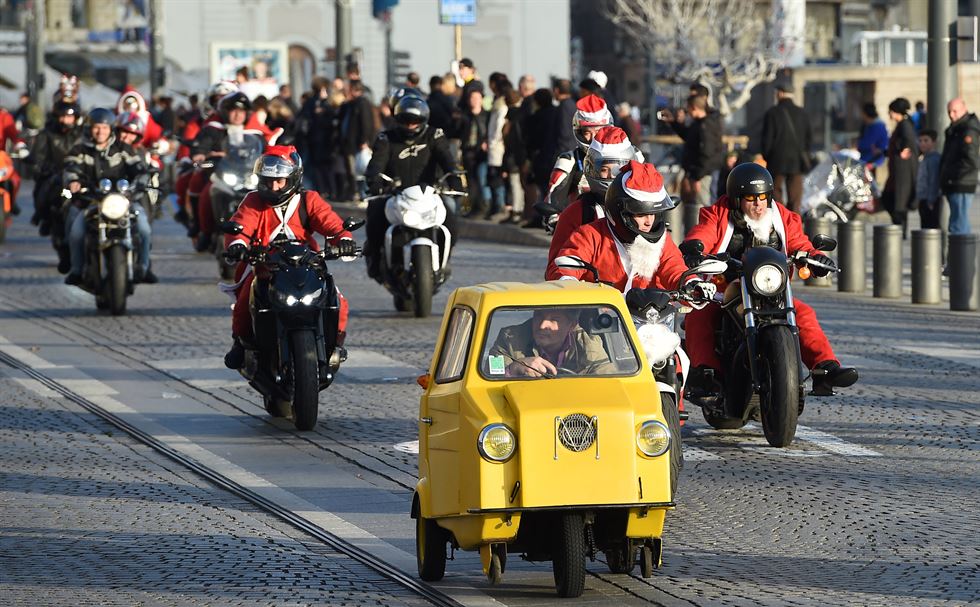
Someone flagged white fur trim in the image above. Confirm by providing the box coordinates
[621,170,668,203]
[637,323,681,366]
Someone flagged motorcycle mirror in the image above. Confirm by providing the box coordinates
[343,217,365,232]
[693,259,728,275]
[811,234,837,252]
[98,178,112,193]
[220,221,244,235]
[553,255,601,283]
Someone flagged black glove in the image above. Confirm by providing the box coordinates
[336,238,358,259]
[223,243,247,262]
[809,253,836,277]
[679,239,705,268]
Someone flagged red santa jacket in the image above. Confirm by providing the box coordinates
[224,190,352,253]
[0,109,22,149]
[546,219,690,293]
[176,117,202,160]
[686,195,817,257]
[547,194,605,265]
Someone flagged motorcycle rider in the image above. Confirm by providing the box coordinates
[62,107,155,285]
[362,94,460,281]
[0,105,26,215]
[189,91,266,252]
[222,145,357,370]
[115,88,165,148]
[30,100,82,235]
[547,126,642,264]
[546,160,714,302]
[541,95,617,218]
[680,163,858,396]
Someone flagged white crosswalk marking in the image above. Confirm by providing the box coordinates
[894,344,980,369]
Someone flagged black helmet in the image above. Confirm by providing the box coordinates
[393,95,430,135]
[603,160,675,244]
[218,91,252,123]
[725,162,774,209]
[87,107,115,126]
[53,100,80,117]
[386,86,424,110]
[254,145,303,208]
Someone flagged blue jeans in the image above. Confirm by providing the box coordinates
[67,202,152,276]
[946,191,973,235]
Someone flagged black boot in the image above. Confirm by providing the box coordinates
[687,366,722,401]
[224,339,246,370]
[195,232,212,253]
[811,360,858,395]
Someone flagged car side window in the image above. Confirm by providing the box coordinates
[434,306,475,383]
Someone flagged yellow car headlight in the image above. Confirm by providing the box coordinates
[478,424,516,462]
[636,420,670,457]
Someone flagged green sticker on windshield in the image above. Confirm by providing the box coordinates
[488,355,506,375]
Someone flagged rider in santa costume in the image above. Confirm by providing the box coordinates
[221,146,356,370]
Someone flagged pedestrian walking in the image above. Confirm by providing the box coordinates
[552,79,577,162]
[501,88,528,224]
[916,129,942,230]
[938,98,980,235]
[857,103,888,179]
[881,97,918,239]
[486,73,512,219]
[760,84,813,214]
[338,80,377,200]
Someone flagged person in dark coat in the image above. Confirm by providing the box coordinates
[525,88,557,207]
[661,92,724,209]
[882,97,919,238]
[760,84,812,214]
[939,97,980,235]
[338,80,377,200]
[453,88,490,217]
[427,74,455,133]
[551,79,577,162]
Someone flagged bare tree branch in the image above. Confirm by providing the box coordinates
[600,0,793,115]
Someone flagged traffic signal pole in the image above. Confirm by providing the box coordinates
[927,0,959,145]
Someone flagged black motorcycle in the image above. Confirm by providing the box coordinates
[209,135,264,278]
[686,235,839,447]
[221,219,363,431]
[63,177,155,315]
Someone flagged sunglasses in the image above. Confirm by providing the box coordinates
[742,193,769,203]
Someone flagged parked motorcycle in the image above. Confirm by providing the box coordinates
[63,178,155,315]
[802,150,880,223]
[221,218,363,431]
[209,135,264,278]
[367,173,464,318]
[685,235,840,447]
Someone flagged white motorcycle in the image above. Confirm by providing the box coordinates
[368,173,464,317]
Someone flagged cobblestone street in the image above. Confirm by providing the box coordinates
[0,195,978,606]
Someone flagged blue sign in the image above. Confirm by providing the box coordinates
[373,0,399,19]
[439,0,476,26]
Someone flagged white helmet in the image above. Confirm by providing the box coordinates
[571,94,613,151]
[203,80,240,116]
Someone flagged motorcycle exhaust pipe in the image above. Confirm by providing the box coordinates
[873,224,903,298]
[948,233,980,311]
[837,220,865,294]
[911,229,942,304]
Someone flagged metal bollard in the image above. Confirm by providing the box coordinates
[911,229,942,304]
[665,200,684,245]
[803,216,833,287]
[683,201,701,236]
[873,224,903,298]
[837,220,865,293]
[948,233,979,311]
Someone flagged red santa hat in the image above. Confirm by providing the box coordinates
[574,94,613,127]
[589,126,633,156]
[621,160,669,204]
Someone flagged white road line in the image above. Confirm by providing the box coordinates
[683,447,723,461]
[793,425,882,457]
[0,336,67,370]
[11,377,64,398]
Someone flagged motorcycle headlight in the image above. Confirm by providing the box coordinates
[222,172,239,187]
[100,193,131,220]
[636,421,670,457]
[478,424,516,462]
[751,264,785,296]
[279,288,322,307]
[244,173,258,189]
[401,209,423,229]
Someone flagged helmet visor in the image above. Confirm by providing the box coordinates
[254,155,296,178]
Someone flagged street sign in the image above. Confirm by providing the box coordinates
[956,16,978,63]
[439,0,476,26]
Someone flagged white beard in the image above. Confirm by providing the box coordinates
[626,235,666,280]
[744,208,775,243]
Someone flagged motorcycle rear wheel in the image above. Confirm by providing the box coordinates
[289,330,320,431]
[758,326,800,447]
[105,245,128,316]
[411,245,433,318]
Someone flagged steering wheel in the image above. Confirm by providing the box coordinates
[556,366,579,376]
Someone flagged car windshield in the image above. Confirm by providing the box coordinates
[479,305,640,380]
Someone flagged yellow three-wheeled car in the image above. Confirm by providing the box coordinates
[412,281,679,597]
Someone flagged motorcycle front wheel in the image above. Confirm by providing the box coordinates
[410,245,433,318]
[105,244,128,316]
[289,329,320,431]
[758,326,800,447]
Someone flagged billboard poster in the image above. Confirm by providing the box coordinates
[438,0,476,26]
[209,42,288,100]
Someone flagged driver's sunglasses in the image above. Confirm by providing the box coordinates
[742,193,769,203]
